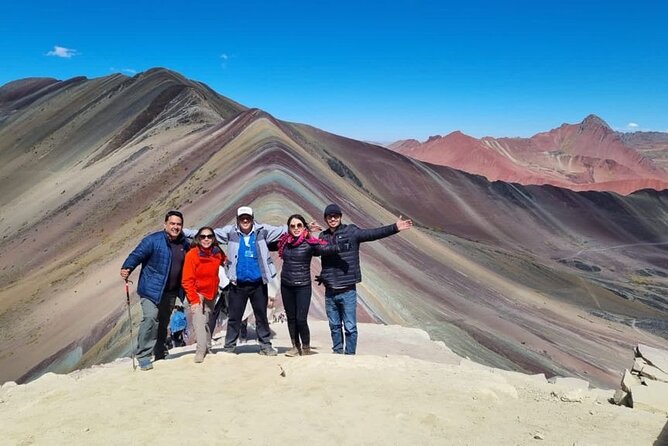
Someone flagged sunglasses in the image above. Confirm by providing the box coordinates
[199,234,215,239]
[290,223,304,229]
[326,214,341,219]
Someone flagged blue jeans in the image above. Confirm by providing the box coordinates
[325,288,358,354]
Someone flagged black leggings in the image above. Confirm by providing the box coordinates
[281,283,312,347]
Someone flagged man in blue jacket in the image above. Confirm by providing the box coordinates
[120,210,189,370]
[318,204,413,355]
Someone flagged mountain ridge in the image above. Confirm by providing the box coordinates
[389,114,668,195]
[1,69,668,389]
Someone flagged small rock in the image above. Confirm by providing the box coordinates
[621,369,641,392]
[533,432,545,440]
[632,357,648,373]
[637,344,668,373]
[559,389,584,403]
[630,380,668,415]
[637,363,668,383]
[612,389,630,406]
[548,376,590,390]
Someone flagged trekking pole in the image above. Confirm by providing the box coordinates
[125,279,137,370]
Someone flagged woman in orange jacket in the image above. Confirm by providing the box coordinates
[182,226,226,363]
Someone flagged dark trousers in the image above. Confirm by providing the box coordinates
[281,283,312,347]
[207,285,230,336]
[171,330,185,347]
[224,281,272,348]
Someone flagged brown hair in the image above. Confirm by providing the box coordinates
[189,226,220,249]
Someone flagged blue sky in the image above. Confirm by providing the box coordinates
[2,0,667,142]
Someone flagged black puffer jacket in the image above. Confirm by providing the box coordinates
[318,223,398,289]
[280,241,339,286]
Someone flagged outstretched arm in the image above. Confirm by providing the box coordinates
[183,225,233,244]
[182,227,197,239]
[355,215,413,243]
[263,223,289,243]
[395,215,413,231]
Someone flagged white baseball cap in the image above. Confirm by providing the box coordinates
[237,206,254,218]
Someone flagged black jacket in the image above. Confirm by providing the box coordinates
[318,223,398,289]
[278,241,339,287]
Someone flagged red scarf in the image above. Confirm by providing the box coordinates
[277,229,327,258]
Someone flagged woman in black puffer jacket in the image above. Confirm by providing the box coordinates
[276,214,338,356]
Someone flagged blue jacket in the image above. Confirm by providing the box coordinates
[122,231,189,304]
[169,311,187,333]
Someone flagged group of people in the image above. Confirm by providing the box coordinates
[120,204,412,370]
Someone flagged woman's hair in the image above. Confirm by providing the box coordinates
[190,226,219,249]
[286,214,308,228]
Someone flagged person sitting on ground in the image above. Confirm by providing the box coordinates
[181,227,226,363]
[169,304,187,348]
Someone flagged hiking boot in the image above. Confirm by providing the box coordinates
[259,346,278,356]
[301,346,312,356]
[221,346,236,354]
[138,358,153,371]
[285,346,301,357]
[194,351,205,363]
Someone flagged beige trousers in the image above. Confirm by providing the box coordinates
[192,298,215,355]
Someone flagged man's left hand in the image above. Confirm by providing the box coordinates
[396,215,413,231]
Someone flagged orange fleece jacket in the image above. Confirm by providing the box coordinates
[182,246,226,305]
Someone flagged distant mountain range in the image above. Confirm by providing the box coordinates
[389,115,668,195]
[1,68,668,388]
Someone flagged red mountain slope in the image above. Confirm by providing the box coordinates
[391,115,668,195]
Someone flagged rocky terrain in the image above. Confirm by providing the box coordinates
[1,322,666,446]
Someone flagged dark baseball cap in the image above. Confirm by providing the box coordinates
[323,204,342,217]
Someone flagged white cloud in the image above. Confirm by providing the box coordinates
[627,122,639,128]
[46,45,79,58]
[110,67,138,75]
[220,53,232,69]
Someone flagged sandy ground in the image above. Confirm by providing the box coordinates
[1,321,666,446]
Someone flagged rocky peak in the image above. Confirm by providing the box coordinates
[580,114,612,132]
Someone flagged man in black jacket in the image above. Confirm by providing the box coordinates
[318,204,412,354]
